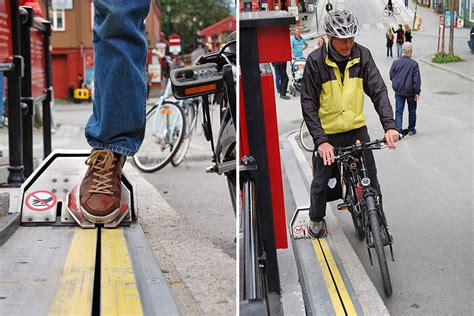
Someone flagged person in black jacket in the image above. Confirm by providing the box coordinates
[392,24,404,57]
[389,42,421,135]
[301,9,399,238]
[403,24,412,42]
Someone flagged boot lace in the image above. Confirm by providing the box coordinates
[86,149,117,195]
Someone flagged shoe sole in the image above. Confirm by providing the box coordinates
[81,206,120,224]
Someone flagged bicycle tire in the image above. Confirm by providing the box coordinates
[133,101,186,172]
[368,199,393,296]
[299,121,314,152]
[382,8,390,16]
[171,101,197,167]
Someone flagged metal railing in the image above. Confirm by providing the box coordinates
[1,3,53,185]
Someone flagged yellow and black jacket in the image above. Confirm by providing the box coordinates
[301,42,396,147]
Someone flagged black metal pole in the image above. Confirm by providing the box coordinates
[240,27,280,294]
[42,21,52,157]
[20,7,34,178]
[7,0,26,184]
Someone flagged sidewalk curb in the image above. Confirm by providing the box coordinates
[282,130,390,316]
[123,164,236,315]
[0,212,20,246]
[420,53,474,81]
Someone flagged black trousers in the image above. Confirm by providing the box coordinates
[310,126,382,220]
[274,62,289,96]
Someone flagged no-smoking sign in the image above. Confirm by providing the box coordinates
[25,190,57,212]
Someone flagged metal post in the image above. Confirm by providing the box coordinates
[240,27,280,294]
[20,7,34,178]
[42,21,52,157]
[7,0,26,185]
[412,1,418,29]
[315,1,319,34]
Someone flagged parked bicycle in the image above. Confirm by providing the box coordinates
[328,130,408,296]
[170,33,237,212]
[299,120,314,152]
[132,74,186,172]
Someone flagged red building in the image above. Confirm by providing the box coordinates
[37,0,162,99]
[199,15,236,51]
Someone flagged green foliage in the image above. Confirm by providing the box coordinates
[160,0,233,54]
[432,53,462,63]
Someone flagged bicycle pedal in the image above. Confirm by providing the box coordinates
[337,202,350,211]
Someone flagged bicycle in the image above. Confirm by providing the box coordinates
[383,4,401,16]
[328,131,407,296]
[132,75,186,172]
[171,97,201,167]
[170,33,237,213]
[240,156,269,315]
[299,120,314,152]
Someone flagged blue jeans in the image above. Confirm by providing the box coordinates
[274,65,281,91]
[85,0,150,156]
[396,43,403,57]
[395,94,417,133]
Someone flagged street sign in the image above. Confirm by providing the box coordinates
[52,0,73,10]
[25,190,57,212]
[155,42,167,58]
[169,34,181,55]
[0,0,12,63]
[31,28,46,100]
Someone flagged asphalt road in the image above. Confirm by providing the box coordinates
[277,0,473,314]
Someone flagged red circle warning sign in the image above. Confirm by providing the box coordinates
[25,190,57,212]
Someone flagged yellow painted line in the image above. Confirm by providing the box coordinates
[312,239,345,315]
[101,228,143,316]
[319,238,358,316]
[49,228,97,316]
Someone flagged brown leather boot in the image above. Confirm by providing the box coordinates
[80,149,126,224]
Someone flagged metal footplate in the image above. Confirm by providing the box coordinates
[19,150,137,228]
[290,206,311,239]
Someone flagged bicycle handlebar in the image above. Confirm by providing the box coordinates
[334,129,408,160]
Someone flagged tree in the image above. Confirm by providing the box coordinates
[448,0,455,55]
[160,0,232,54]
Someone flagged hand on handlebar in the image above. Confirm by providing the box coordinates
[384,129,400,150]
[317,142,336,166]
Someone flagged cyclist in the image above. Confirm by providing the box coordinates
[301,9,399,238]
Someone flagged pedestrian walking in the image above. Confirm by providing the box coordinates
[273,62,290,100]
[403,24,412,42]
[389,42,421,136]
[291,27,308,59]
[392,24,404,57]
[386,27,394,57]
[273,63,281,91]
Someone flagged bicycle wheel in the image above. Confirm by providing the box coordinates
[171,101,197,167]
[382,8,390,16]
[393,6,401,14]
[299,121,314,152]
[133,101,186,172]
[368,199,393,296]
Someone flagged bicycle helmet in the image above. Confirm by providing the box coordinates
[324,9,359,38]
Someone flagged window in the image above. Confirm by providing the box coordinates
[49,8,66,31]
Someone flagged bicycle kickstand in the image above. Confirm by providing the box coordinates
[367,247,374,266]
[389,244,395,262]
